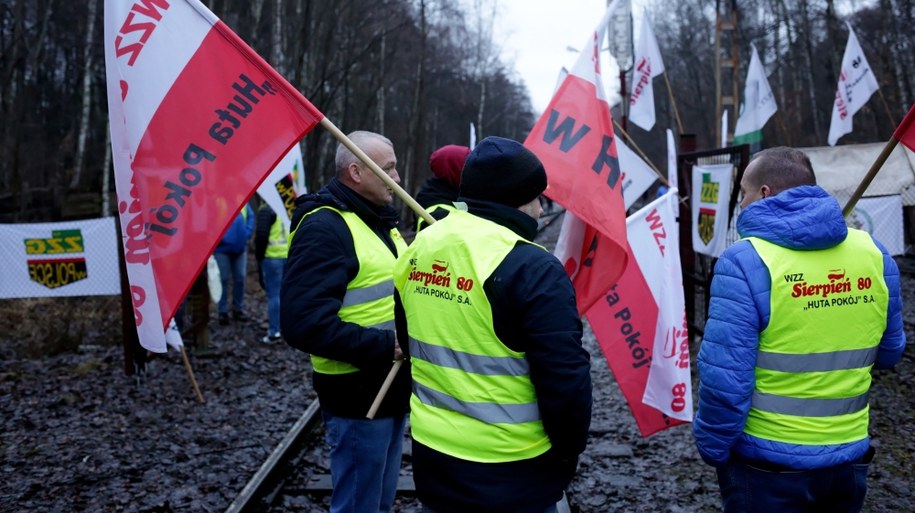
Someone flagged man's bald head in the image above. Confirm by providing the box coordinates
[739,147,816,208]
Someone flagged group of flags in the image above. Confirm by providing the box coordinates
[105,0,915,437]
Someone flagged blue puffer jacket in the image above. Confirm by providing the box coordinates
[693,185,906,469]
[215,204,254,254]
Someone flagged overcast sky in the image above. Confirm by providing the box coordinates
[493,0,647,114]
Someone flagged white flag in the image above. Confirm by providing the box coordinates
[637,190,691,422]
[734,44,777,145]
[666,128,678,190]
[827,23,879,146]
[721,109,728,148]
[628,14,664,131]
[256,143,304,229]
[618,138,658,209]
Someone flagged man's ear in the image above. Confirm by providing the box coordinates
[347,163,362,184]
[760,184,771,199]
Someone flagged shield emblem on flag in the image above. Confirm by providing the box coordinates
[698,207,716,245]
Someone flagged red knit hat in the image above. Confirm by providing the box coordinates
[429,145,471,189]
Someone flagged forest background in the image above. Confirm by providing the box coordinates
[1,0,913,223]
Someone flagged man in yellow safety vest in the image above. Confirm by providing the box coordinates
[694,147,906,513]
[394,136,592,513]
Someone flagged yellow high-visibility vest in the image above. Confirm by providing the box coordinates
[744,229,888,445]
[394,209,550,463]
[292,206,406,375]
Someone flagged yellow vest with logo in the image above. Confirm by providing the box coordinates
[744,229,888,445]
[416,203,456,232]
[394,209,550,463]
[292,206,407,375]
[265,216,289,259]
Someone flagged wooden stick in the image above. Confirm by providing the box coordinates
[180,345,205,403]
[662,72,684,134]
[318,117,434,418]
[842,136,899,218]
[366,360,404,419]
[613,120,669,186]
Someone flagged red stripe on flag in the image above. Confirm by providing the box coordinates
[129,24,322,327]
[586,243,687,437]
[893,104,915,153]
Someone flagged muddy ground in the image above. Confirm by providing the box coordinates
[1,214,912,512]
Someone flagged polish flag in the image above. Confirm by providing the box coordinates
[525,0,628,312]
[105,0,323,352]
[586,190,691,437]
[553,136,657,315]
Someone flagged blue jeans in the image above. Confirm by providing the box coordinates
[261,257,286,334]
[214,251,247,314]
[717,454,870,513]
[323,412,406,513]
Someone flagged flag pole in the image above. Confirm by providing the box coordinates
[318,117,433,418]
[180,346,205,403]
[841,138,899,218]
[613,119,669,186]
[662,72,684,134]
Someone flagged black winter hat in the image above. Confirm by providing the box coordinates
[459,136,547,208]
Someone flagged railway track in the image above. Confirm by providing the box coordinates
[224,400,419,513]
[224,401,573,512]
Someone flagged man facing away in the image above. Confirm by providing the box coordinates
[281,131,410,513]
[393,136,592,513]
[694,147,906,513]
[213,203,254,325]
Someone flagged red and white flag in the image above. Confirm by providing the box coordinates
[105,0,323,352]
[586,190,690,437]
[827,23,879,146]
[628,14,665,131]
[526,0,628,312]
[894,104,915,152]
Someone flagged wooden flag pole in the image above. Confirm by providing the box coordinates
[180,346,205,403]
[613,120,669,186]
[318,117,433,418]
[841,137,899,218]
[662,72,684,134]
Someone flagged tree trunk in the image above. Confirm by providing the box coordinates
[797,0,823,143]
[73,0,99,189]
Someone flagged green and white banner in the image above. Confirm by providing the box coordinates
[0,217,121,298]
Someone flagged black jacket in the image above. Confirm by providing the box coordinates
[281,178,411,418]
[395,198,592,513]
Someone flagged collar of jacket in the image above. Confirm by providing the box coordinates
[298,177,400,231]
[457,197,538,241]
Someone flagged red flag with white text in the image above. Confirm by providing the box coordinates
[105,0,323,352]
[586,190,691,437]
[525,0,628,313]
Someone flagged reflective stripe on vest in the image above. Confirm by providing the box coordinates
[292,205,406,375]
[394,209,550,463]
[265,215,289,259]
[744,229,888,445]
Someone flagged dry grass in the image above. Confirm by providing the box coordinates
[0,296,122,358]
